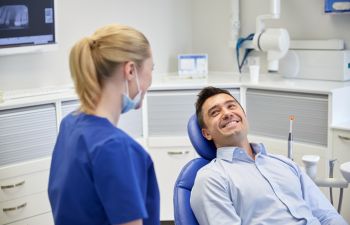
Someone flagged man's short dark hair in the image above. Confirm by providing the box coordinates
[195,86,241,128]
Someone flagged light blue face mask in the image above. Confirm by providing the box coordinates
[121,71,142,114]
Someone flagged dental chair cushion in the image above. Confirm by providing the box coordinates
[187,114,216,160]
[174,158,210,225]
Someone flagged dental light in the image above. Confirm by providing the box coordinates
[252,0,290,72]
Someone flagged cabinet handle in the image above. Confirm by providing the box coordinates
[1,180,25,190]
[3,202,27,213]
[167,151,190,155]
[338,135,350,141]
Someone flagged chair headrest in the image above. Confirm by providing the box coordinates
[187,114,216,160]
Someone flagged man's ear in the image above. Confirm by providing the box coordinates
[201,128,212,141]
[123,61,136,81]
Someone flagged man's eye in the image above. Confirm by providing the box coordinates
[228,104,236,109]
[211,111,219,117]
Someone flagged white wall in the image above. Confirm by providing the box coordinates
[192,0,236,72]
[192,0,350,72]
[1,0,350,91]
[241,0,350,46]
[0,0,193,91]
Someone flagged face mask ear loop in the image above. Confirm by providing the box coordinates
[125,79,130,97]
[134,67,141,92]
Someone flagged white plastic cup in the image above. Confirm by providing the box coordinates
[302,155,320,180]
[249,65,260,83]
[248,56,260,83]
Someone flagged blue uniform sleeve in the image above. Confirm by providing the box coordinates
[91,138,147,224]
[299,168,348,225]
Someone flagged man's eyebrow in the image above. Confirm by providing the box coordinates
[207,104,219,115]
[225,99,237,104]
[207,99,237,115]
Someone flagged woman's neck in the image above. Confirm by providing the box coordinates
[94,82,123,126]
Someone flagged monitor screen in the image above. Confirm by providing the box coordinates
[0,0,56,55]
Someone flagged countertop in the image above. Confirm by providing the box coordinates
[332,121,350,131]
[151,72,350,95]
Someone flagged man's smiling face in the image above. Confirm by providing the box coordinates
[201,93,249,148]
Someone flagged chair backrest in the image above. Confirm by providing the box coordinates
[173,114,216,225]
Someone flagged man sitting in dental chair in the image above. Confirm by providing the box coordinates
[190,86,348,225]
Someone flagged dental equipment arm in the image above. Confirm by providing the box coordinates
[302,156,349,213]
[299,169,348,224]
[252,0,290,72]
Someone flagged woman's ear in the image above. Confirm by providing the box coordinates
[201,128,212,141]
[123,61,136,81]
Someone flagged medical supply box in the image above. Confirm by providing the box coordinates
[280,50,350,81]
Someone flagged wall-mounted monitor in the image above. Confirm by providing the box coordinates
[0,0,57,56]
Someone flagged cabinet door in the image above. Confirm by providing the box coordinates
[0,104,57,166]
[0,192,51,224]
[147,89,240,137]
[333,129,350,223]
[0,170,49,202]
[61,100,143,138]
[149,147,195,221]
[6,212,53,225]
[246,89,328,146]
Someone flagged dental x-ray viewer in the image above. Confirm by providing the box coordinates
[48,24,160,225]
[190,87,348,225]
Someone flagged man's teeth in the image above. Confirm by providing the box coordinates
[224,121,239,128]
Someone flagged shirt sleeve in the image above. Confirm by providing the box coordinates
[190,167,242,225]
[299,168,348,225]
[91,138,148,224]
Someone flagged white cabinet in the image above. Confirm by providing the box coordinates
[6,212,54,225]
[0,104,55,225]
[0,158,52,225]
[149,146,195,220]
[1,192,51,224]
[246,89,328,146]
[332,129,350,223]
[0,104,57,166]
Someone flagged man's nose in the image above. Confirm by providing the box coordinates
[222,108,232,120]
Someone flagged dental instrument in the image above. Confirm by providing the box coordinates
[287,115,294,160]
[329,159,337,205]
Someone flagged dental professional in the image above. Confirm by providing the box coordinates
[190,86,348,225]
[48,24,159,225]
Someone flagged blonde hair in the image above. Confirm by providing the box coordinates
[69,24,150,114]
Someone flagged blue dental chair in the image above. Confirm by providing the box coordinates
[173,114,217,225]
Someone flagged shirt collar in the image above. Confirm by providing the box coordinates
[216,143,267,162]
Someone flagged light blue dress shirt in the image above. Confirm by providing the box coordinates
[190,143,348,225]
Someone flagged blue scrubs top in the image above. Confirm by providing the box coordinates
[48,112,160,225]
